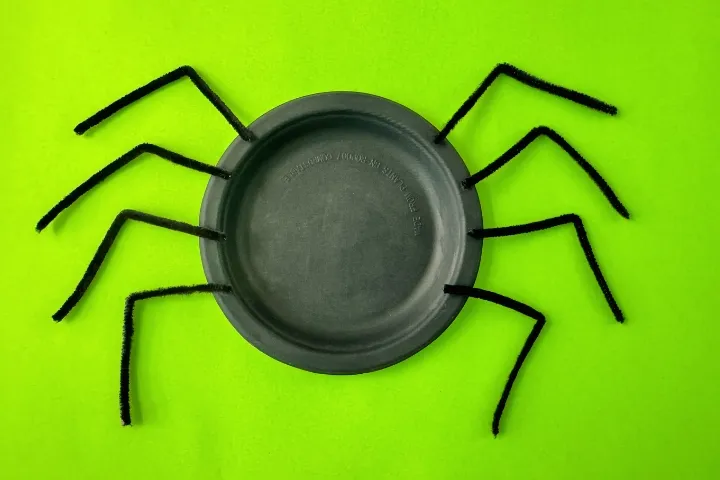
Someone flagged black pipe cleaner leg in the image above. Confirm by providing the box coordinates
[470,214,624,323]
[36,143,231,232]
[120,283,232,426]
[52,210,225,322]
[443,284,545,436]
[74,65,255,141]
[435,63,618,143]
[461,126,630,219]
[462,126,630,219]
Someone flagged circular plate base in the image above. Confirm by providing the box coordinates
[200,92,482,373]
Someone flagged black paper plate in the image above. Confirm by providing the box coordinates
[200,92,482,374]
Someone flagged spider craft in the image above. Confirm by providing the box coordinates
[38,63,628,435]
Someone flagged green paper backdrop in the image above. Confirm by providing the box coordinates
[2,1,719,478]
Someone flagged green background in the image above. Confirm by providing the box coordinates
[2,0,719,478]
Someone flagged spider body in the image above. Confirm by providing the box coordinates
[199,91,481,375]
[38,63,628,435]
